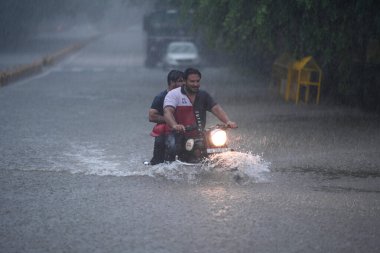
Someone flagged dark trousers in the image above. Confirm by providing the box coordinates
[150,135,166,165]
[165,132,184,162]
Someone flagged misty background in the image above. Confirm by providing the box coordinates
[0,0,141,42]
[1,0,379,113]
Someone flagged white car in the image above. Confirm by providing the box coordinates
[162,41,201,69]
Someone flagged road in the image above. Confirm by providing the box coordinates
[1,22,380,253]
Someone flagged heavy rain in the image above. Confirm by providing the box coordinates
[0,0,379,252]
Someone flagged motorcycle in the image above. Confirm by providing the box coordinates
[174,124,233,165]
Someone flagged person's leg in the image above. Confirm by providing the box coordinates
[165,132,187,162]
[155,135,166,163]
[165,132,177,162]
[150,135,165,165]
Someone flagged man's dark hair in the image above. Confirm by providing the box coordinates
[184,68,201,80]
[167,70,185,85]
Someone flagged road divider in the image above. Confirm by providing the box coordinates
[0,35,100,87]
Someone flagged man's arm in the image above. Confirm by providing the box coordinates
[164,106,185,132]
[211,104,238,128]
[149,108,165,123]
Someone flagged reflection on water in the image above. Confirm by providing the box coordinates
[198,186,232,219]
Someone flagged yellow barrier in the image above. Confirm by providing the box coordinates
[292,56,322,104]
[271,53,295,99]
[272,54,322,104]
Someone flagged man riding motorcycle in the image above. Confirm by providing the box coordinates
[163,67,237,162]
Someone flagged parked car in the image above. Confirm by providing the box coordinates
[162,41,201,69]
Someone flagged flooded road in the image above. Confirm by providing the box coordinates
[1,21,380,252]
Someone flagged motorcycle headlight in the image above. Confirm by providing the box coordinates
[209,129,227,147]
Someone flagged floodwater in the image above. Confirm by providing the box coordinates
[1,17,380,253]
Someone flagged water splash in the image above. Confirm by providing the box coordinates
[139,151,271,184]
[45,142,270,184]
[60,143,123,176]
[146,161,204,182]
[207,151,271,183]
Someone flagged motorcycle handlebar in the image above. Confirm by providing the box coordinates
[172,124,233,133]
[184,124,232,132]
[184,125,198,132]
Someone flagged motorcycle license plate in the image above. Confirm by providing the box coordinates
[207,148,231,154]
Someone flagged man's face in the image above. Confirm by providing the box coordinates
[169,77,185,90]
[175,77,185,88]
[185,73,201,94]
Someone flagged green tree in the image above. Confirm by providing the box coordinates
[173,0,380,111]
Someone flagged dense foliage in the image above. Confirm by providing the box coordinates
[168,0,380,111]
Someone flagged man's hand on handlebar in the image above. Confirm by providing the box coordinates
[172,124,186,132]
[226,121,238,129]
